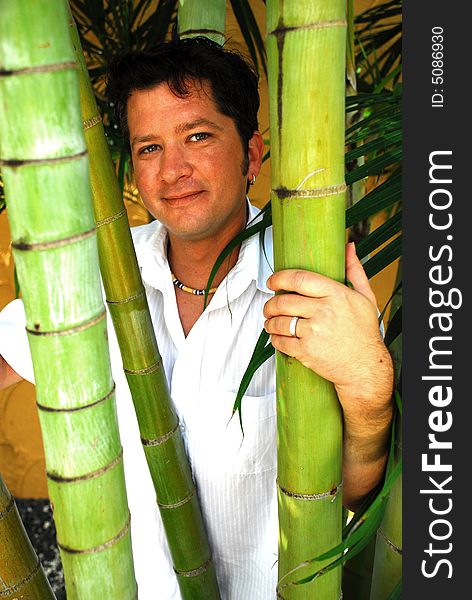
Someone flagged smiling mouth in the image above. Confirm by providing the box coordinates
[164,191,203,202]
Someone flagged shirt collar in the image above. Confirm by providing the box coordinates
[245,201,273,295]
[135,199,274,298]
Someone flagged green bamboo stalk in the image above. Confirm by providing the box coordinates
[369,416,402,599]
[178,0,226,45]
[342,536,376,600]
[0,2,136,598]
[66,5,220,598]
[342,9,373,594]
[0,475,56,599]
[266,1,347,598]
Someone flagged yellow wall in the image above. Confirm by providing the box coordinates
[0,0,398,498]
[0,214,48,497]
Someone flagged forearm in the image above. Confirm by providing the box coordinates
[337,344,394,510]
[341,405,393,511]
[0,354,23,390]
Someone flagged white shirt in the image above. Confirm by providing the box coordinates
[0,202,278,599]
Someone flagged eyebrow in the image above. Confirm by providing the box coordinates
[131,118,224,147]
[175,118,224,135]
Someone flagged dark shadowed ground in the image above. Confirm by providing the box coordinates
[15,498,66,599]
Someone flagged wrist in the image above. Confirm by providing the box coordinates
[335,343,394,421]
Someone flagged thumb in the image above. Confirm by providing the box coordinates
[346,242,377,306]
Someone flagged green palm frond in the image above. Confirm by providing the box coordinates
[354,0,402,91]
[229,0,267,76]
[386,578,402,599]
[70,0,179,152]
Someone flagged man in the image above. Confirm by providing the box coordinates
[0,37,393,599]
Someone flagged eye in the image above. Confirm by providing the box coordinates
[139,144,159,155]
[189,132,210,142]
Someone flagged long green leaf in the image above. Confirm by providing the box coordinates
[345,129,401,162]
[203,208,271,308]
[346,148,402,184]
[384,306,402,348]
[363,235,402,279]
[232,340,273,432]
[346,172,401,226]
[229,0,267,76]
[356,211,401,259]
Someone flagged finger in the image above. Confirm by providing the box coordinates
[264,315,305,338]
[266,269,341,298]
[263,294,317,319]
[345,242,377,305]
[269,333,301,358]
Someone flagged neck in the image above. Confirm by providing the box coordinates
[167,221,246,291]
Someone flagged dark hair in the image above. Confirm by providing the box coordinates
[106,37,260,171]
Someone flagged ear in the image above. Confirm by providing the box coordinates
[247,131,265,180]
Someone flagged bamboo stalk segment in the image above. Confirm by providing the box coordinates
[0,2,136,598]
[266,1,347,598]
[67,8,220,598]
[0,475,56,599]
[370,420,402,599]
[342,536,376,599]
[178,0,226,45]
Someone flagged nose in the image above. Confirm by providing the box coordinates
[159,144,192,184]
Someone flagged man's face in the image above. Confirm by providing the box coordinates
[128,81,261,243]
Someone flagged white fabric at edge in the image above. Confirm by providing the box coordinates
[0,202,279,600]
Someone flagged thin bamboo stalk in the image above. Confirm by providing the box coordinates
[0,475,56,599]
[369,416,402,599]
[342,536,376,599]
[266,1,347,598]
[0,2,136,598]
[66,5,220,598]
[178,0,226,45]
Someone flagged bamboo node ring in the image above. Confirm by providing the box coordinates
[179,28,224,37]
[377,527,402,555]
[277,585,343,599]
[273,183,347,200]
[95,208,127,228]
[106,290,145,305]
[0,495,15,521]
[0,149,87,168]
[0,558,41,597]
[36,383,115,413]
[141,420,180,447]
[0,61,77,78]
[58,513,131,555]
[268,19,347,37]
[26,309,106,337]
[277,478,343,501]
[47,448,123,484]
[175,558,212,578]
[158,489,195,510]
[12,226,95,252]
[124,361,162,375]
[83,114,102,130]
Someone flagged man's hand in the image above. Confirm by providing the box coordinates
[263,242,394,509]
